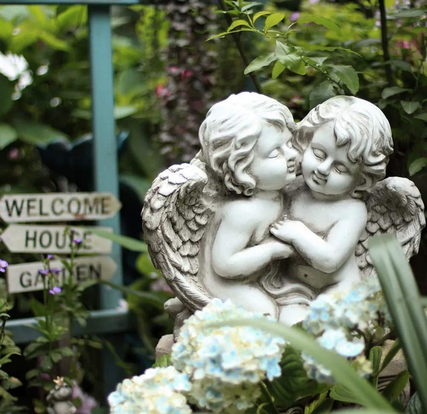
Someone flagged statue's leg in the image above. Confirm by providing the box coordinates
[228,284,279,319]
[279,304,309,326]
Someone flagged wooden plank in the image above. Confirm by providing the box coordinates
[2,224,113,254]
[89,5,123,309]
[7,256,117,293]
[0,192,121,223]
[7,309,134,344]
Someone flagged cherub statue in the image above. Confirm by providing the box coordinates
[142,93,425,329]
[142,92,298,320]
[265,96,425,325]
[46,377,76,414]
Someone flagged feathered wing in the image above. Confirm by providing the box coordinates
[141,162,215,311]
[356,177,425,278]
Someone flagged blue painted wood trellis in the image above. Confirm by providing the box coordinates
[1,0,144,395]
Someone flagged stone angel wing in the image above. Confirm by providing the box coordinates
[141,162,214,311]
[356,177,425,278]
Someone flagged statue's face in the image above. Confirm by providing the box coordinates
[249,124,298,191]
[302,121,360,196]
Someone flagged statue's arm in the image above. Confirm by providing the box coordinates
[212,204,292,280]
[271,204,367,274]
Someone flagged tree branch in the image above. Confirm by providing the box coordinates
[216,0,263,93]
[379,0,393,86]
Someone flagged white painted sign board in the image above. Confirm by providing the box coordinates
[2,225,113,254]
[0,192,121,223]
[7,256,117,293]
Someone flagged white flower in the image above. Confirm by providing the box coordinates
[302,277,390,383]
[108,366,191,414]
[172,299,285,413]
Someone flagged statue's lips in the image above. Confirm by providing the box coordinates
[287,162,296,173]
[312,172,326,185]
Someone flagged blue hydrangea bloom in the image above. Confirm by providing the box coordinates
[172,299,285,413]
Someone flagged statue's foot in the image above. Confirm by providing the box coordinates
[279,304,309,326]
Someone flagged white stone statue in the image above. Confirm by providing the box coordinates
[142,92,425,328]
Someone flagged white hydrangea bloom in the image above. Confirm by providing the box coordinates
[108,366,192,414]
[302,277,391,383]
[172,299,285,413]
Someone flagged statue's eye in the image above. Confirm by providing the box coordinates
[335,163,349,174]
[312,148,326,160]
[267,149,280,159]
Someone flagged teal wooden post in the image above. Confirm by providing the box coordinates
[88,5,123,309]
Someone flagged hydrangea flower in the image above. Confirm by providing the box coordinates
[108,366,191,414]
[302,277,391,383]
[172,299,285,413]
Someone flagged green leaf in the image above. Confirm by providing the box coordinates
[382,87,408,99]
[401,101,421,114]
[88,229,147,252]
[414,113,427,122]
[208,319,395,411]
[0,75,13,116]
[13,120,68,145]
[100,280,165,310]
[38,31,70,51]
[275,41,305,74]
[152,354,172,368]
[269,347,311,406]
[272,61,285,79]
[114,106,138,119]
[298,16,341,33]
[228,19,251,31]
[369,346,382,376]
[390,60,412,72]
[391,9,426,18]
[409,157,427,176]
[40,356,53,372]
[331,384,360,404]
[305,392,328,414]
[316,46,361,57]
[382,371,409,401]
[0,18,13,40]
[56,5,87,30]
[0,124,17,150]
[331,66,359,95]
[309,81,336,108]
[307,57,328,66]
[406,393,423,414]
[253,11,271,23]
[244,53,276,75]
[264,12,285,31]
[368,236,427,413]
[136,254,158,276]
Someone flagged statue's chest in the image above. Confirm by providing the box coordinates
[291,196,338,234]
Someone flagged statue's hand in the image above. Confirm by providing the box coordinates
[270,220,304,243]
[270,241,294,259]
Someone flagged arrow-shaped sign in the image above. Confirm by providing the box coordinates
[7,256,117,294]
[2,225,113,254]
[0,192,121,223]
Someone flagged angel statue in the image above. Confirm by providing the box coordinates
[142,92,425,334]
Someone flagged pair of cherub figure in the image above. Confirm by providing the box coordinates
[198,92,393,325]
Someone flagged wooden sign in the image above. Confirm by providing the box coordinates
[1,225,113,254]
[7,256,117,294]
[0,193,122,223]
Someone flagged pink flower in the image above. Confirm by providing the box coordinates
[8,148,19,160]
[290,12,300,22]
[72,383,98,414]
[0,260,8,273]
